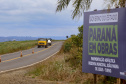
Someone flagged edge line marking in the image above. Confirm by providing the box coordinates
[2,42,58,63]
[0,50,60,74]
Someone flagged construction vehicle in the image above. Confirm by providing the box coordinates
[38,38,48,48]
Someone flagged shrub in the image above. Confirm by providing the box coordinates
[64,42,72,53]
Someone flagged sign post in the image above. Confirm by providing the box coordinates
[82,8,126,80]
[93,74,97,84]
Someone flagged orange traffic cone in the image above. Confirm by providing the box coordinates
[32,49,34,54]
[20,50,23,57]
[0,55,1,62]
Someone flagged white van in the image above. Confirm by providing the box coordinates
[47,39,52,46]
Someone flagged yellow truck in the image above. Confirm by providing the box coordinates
[38,38,48,48]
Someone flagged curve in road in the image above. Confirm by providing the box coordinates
[0,41,63,73]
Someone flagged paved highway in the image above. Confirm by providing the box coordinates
[0,41,63,73]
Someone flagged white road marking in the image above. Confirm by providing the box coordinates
[0,50,60,74]
[2,42,58,62]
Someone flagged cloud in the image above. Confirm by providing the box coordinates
[89,0,105,11]
[0,0,58,15]
[0,0,75,22]
[0,0,86,37]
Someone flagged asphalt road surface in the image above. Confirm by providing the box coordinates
[0,41,63,72]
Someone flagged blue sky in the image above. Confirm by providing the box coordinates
[0,0,105,37]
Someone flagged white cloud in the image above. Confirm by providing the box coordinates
[0,0,105,37]
[89,0,105,11]
[0,0,58,15]
[0,0,75,22]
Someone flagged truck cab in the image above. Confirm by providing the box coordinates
[38,38,48,48]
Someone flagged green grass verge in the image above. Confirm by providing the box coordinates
[26,53,89,83]
[26,40,91,84]
[0,40,37,55]
[26,39,118,84]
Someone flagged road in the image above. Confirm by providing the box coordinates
[0,41,63,73]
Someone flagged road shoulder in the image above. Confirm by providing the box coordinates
[0,53,69,84]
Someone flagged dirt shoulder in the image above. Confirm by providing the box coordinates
[0,53,69,84]
[0,71,67,84]
[0,52,94,84]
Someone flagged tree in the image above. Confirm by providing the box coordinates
[66,36,69,38]
[56,0,126,19]
[119,0,126,7]
[71,25,83,47]
[56,0,92,19]
[78,25,83,39]
[105,0,126,8]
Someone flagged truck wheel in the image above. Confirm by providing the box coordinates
[50,44,51,46]
[45,45,48,48]
[38,46,40,48]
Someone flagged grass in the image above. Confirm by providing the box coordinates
[26,42,94,83]
[26,39,118,84]
[0,40,37,55]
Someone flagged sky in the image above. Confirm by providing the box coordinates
[0,0,105,37]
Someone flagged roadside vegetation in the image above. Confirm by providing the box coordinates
[0,40,37,55]
[26,26,120,84]
[27,26,89,83]
[55,0,126,83]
